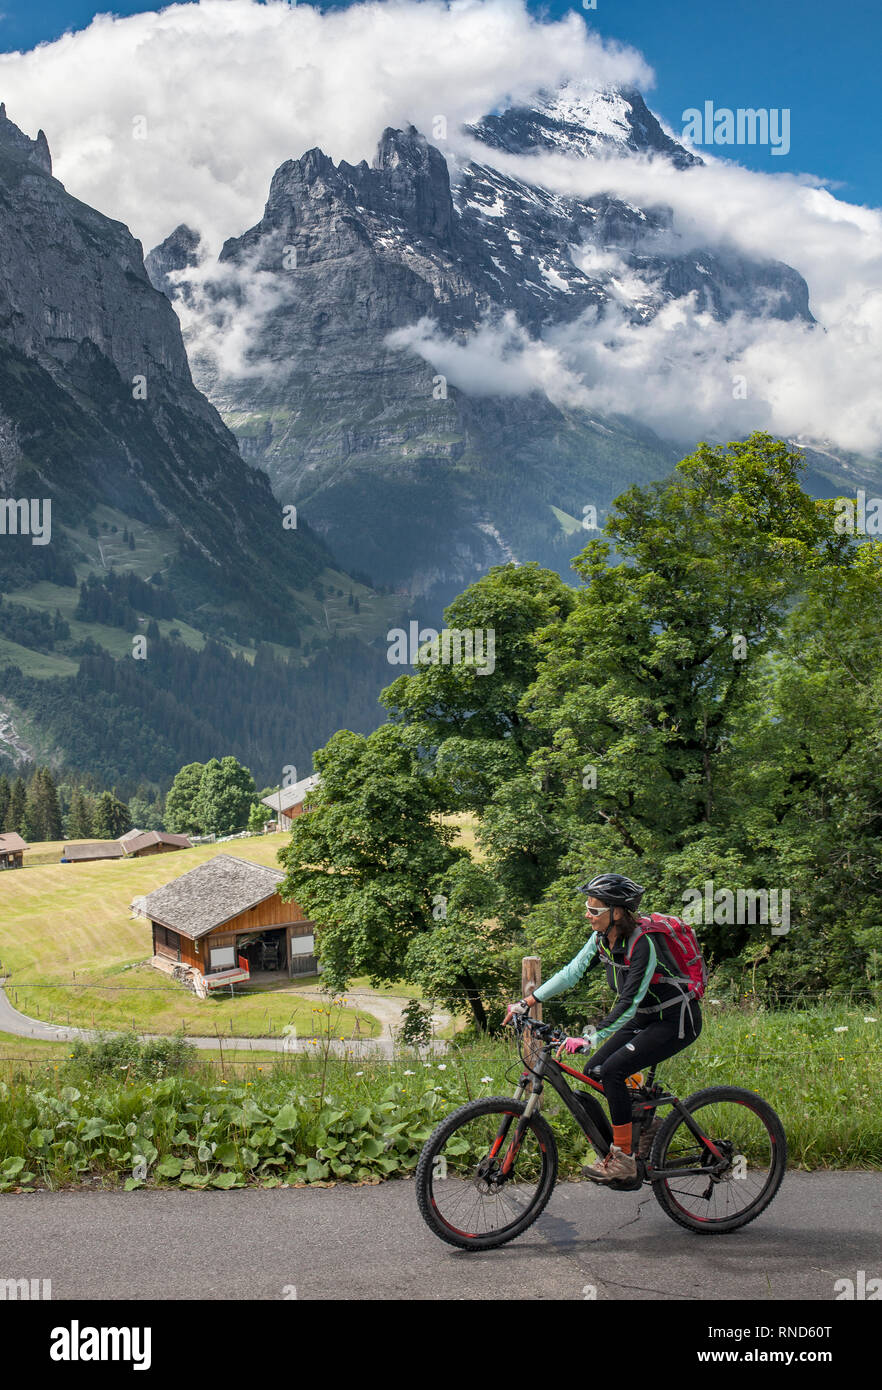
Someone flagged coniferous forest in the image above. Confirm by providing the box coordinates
[0,631,391,794]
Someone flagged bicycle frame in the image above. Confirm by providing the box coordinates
[494,1018,730,1184]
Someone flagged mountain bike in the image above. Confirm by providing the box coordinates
[415,1014,786,1250]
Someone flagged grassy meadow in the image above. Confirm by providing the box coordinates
[0,834,379,1038]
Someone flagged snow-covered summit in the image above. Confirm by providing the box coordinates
[467,83,700,168]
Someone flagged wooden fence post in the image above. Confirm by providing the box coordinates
[521,955,542,1093]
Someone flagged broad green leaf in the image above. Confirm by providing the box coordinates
[271,1105,300,1132]
[156,1155,184,1178]
[211,1172,239,1189]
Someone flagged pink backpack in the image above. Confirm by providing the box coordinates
[624,912,707,1037]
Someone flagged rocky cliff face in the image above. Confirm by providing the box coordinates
[0,103,195,392]
[0,106,331,638]
[147,84,815,606]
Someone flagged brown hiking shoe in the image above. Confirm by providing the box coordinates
[582,1145,638,1183]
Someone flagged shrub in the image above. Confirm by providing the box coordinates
[397,998,433,1049]
[63,1033,195,1081]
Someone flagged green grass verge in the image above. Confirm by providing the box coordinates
[1,999,879,1191]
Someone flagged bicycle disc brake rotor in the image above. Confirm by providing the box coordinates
[473,1157,504,1191]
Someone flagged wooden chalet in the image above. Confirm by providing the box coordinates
[142,853,318,982]
[261,773,320,827]
[0,832,28,869]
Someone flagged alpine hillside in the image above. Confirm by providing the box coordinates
[0,105,396,790]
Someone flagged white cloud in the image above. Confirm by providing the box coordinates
[411,138,882,453]
[394,288,882,455]
[170,234,300,383]
[388,311,587,402]
[0,0,879,452]
[0,0,650,251]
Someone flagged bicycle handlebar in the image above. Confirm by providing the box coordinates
[510,1013,566,1046]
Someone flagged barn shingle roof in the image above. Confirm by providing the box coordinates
[0,832,29,853]
[142,854,284,938]
[123,831,192,855]
[63,841,126,861]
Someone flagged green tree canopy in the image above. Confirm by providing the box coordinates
[276,725,489,1012]
[193,756,256,836]
[5,777,26,834]
[66,787,95,840]
[248,799,272,833]
[164,762,205,835]
[92,790,132,839]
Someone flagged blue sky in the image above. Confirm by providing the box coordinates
[0,1,878,205]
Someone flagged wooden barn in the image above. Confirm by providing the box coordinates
[0,832,28,869]
[62,841,126,863]
[62,831,192,864]
[142,853,318,983]
[119,830,192,858]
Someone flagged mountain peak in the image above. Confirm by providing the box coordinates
[373,123,427,170]
[144,223,204,300]
[468,83,699,170]
[0,102,52,175]
[369,125,454,241]
[242,125,455,251]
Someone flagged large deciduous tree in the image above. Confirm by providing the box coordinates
[281,432,881,1009]
[276,725,510,1027]
[193,756,257,837]
[163,762,205,835]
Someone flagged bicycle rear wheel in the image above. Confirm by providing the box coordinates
[415,1096,558,1251]
[651,1085,786,1234]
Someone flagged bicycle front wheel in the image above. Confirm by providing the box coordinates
[651,1085,786,1234]
[415,1096,558,1251]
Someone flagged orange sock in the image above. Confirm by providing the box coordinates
[612,1123,633,1155]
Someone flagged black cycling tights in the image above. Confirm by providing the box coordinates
[583,1002,702,1126]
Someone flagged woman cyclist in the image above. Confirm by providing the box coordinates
[507,873,702,1183]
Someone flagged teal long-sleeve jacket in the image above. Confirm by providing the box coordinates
[532,930,660,1044]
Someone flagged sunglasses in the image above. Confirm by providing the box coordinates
[585,902,610,917]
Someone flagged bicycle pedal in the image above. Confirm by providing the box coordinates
[607,1167,646,1192]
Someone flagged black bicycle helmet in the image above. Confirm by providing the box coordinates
[578,872,645,911]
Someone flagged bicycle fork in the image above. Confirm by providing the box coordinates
[486,1071,543,1181]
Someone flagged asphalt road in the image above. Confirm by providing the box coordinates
[1,1172,879,1301]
